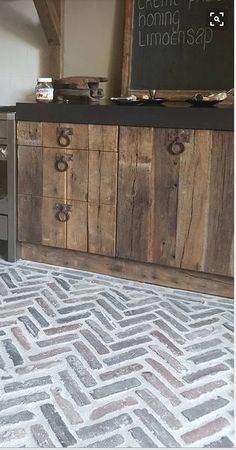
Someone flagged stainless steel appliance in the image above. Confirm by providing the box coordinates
[0,107,16,261]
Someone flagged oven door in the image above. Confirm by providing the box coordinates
[0,140,8,214]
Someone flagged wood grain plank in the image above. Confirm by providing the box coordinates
[18,195,67,249]
[205,131,234,276]
[88,125,118,151]
[18,195,42,244]
[175,130,212,272]
[18,146,66,199]
[88,151,117,204]
[42,197,67,248]
[17,122,42,146]
[88,204,116,257]
[121,0,134,96]
[18,243,234,299]
[18,146,43,196]
[67,200,87,252]
[43,147,66,198]
[117,126,154,261]
[151,128,179,266]
[66,149,88,202]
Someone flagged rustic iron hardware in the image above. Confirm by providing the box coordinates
[168,131,190,155]
[55,153,73,172]
[55,203,72,222]
[57,127,73,147]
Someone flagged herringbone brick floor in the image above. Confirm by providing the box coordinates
[0,258,234,447]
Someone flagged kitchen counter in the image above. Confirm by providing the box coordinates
[16,101,233,131]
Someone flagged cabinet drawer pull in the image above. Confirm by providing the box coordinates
[55,153,73,172]
[55,203,72,222]
[168,131,190,155]
[57,127,73,147]
[168,141,185,155]
[55,155,68,172]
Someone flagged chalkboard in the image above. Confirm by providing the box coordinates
[122,0,233,92]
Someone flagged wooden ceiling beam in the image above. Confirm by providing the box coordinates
[34,0,64,79]
[33,0,61,44]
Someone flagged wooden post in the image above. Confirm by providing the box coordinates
[33,0,64,79]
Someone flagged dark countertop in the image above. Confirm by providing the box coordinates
[16,101,234,131]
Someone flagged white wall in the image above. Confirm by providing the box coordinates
[0,0,125,105]
[0,0,50,105]
[64,0,125,97]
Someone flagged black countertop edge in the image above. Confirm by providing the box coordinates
[16,102,234,131]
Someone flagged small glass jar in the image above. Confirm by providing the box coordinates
[35,77,54,102]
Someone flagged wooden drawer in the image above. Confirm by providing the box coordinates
[18,146,88,201]
[18,195,116,257]
[18,195,67,248]
[42,123,118,151]
[43,123,89,150]
[17,122,42,146]
[17,121,118,151]
[18,195,87,251]
[0,215,7,240]
[0,121,7,139]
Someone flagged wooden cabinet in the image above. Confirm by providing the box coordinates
[17,121,233,282]
[117,127,233,277]
[17,122,118,256]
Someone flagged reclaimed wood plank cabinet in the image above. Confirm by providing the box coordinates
[117,127,234,278]
[17,119,233,297]
[17,122,118,256]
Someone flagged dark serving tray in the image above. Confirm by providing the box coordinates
[110,97,143,105]
[110,97,168,106]
[141,98,167,105]
[186,99,223,107]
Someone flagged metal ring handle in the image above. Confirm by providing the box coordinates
[168,141,185,155]
[56,210,70,222]
[57,132,71,147]
[55,157,68,172]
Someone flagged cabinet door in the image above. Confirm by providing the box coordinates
[117,126,180,265]
[175,130,233,277]
[117,127,233,277]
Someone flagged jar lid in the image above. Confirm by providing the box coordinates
[38,77,52,82]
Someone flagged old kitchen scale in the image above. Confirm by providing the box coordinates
[53,76,108,103]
